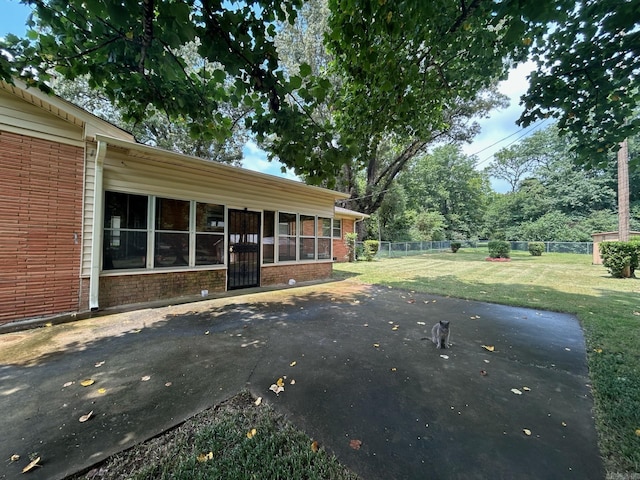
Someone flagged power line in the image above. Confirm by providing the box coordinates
[473,119,550,168]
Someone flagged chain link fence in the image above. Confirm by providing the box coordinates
[360,241,593,259]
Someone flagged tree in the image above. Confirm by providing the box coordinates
[52,74,248,164]
[0,0,571,185]
[401,145,491,239]
[519,0,640,167]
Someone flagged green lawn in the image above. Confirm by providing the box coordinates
[334,250,640,475]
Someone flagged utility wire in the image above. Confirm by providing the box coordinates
[473,119,550,168]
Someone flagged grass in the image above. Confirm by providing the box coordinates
[334,249,640,476]
[73,391,360,480]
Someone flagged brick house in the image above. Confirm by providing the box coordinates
[0,80,365,325]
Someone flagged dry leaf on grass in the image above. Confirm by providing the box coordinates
[197,452,213,463]
[254,397,262,406]
[22,456,41,473]
[349,439,362,450]
[311,440,319,452]
[635,429,640,437]
[246,428,257,439]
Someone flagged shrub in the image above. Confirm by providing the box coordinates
[363,240,379,261]
[450,241,461,253]
[345,233,358,262]
[599,241,640,278]
[528,242,545,256]
[488,240,510,259]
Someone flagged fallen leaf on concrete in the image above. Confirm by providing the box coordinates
[141,375,151,382]
[480,370,488,376]
[97,388,107,394]
[94,361,105,368]
[165,382,172,387]
[80,379,95,387]
[22,456,41,473]
[392,325,399,331]
[481,345,495,352]
[10,454,20,462]
[483,359,490,363]
[269,384,284,394]
[62,381,74,388]
[511,388,523,395]
[79,411,93,423]
[390,367,397,372]
[254,397,262,406]
[290,379,296,385]
[522,429,532,436]
[522,386,531,391]
[562,422,567,427]
[373,343,380,348]
[276,377,285,387]
[197,452,213,462]
[290,361,297,367]
[349,439,362,450]
[246,428,257,439]
[470,315,481,319]
[417,321,426,325]
[439,355,449,359]
[407,299,415,304]
[204,331,210,335]
[311,440,319,452]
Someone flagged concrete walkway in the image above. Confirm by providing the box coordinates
[0,280,604,479]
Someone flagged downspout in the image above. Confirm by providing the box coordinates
[89,140,107,311]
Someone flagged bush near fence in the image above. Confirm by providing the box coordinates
[358,241,594,258]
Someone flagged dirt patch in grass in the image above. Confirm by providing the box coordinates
[69,391,360,480]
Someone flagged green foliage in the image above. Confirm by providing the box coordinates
[345,232,358,262]
[528,242,545,256]
[488,240,511,259]
[450,242,462,253]
[363,240,379,261]
[519,1,640,168]
[599,241,640,278]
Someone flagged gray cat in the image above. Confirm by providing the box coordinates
[431,320,450,349]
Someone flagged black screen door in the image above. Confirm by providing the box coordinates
[228,209,261,289]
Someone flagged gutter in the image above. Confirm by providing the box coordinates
[89,140,107,311]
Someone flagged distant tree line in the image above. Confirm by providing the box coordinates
[361,126,640,242]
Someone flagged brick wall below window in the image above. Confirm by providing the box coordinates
[261,262,332,286]
[98,270,226,308]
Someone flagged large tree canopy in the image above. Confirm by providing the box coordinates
[0,0,571,185]
[519,0,640,167]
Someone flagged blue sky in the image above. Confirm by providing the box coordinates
[1,0,544,192]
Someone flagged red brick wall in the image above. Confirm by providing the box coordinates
[332,219,355,262]
[261,262,332,286]
[98,269,226,308]
[0,132,84,324]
